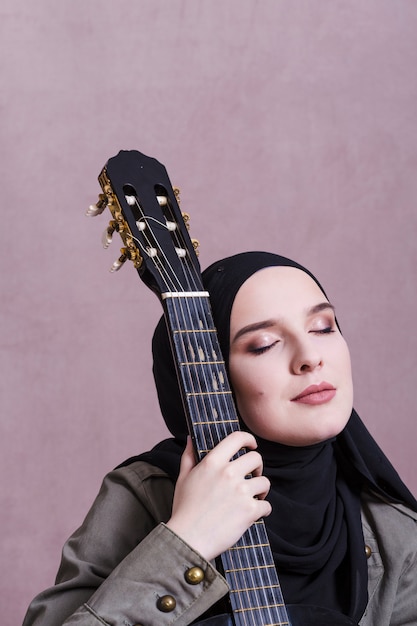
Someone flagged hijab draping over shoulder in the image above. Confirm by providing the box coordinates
[126,251,417,623]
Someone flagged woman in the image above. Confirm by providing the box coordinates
[23,252,417,626]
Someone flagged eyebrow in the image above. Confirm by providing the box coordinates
[231,302,335,344]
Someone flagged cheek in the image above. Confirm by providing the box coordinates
[229,359,260,408]
[336,340,354,414]
[229,358,275,430]
[338,340,353,387]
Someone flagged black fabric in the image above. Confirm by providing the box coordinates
[126,251,417,624]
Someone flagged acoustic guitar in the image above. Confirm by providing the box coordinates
[88,149,357,626]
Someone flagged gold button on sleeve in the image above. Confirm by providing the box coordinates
[365,545,372,559]
[185,566,205,585]
[157,594,176,612]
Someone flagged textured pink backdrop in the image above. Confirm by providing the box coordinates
[2,2,417,624]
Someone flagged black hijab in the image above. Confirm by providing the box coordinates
[131,251,417,622]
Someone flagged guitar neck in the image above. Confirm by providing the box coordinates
[163,293,290,626]
[163,293,239,456]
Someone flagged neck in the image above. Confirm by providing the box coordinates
[257,435,335,468]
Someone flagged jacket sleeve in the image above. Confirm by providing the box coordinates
[23,463,229,626]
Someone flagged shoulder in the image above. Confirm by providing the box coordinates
[361,489,417,532]
[54,461,176,584]
[96,459,175,523]
[60,460,175,556]
[360,492,417,624]
[111,458,173,485]
[361,490,417,571]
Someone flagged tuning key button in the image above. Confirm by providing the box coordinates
[102,221,119,249]
[86,194,108,217]
[102,230,112,249]
[110,250,128,273]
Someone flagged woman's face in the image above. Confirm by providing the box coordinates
[228,266,353,446]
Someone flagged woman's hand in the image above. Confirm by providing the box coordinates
[166,431,272,562]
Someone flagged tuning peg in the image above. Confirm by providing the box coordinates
[125,194,137,206]
[166,221,177,231]
[102,220,118,249]
[110,249,129,273]
[102,229,112,249]
[156,195,168,206]
[86,193,108,217]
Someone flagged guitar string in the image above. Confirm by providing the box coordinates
[155,206,281,626]
[126,198,215,446]
[165,203,289,625]
[167,230,276,625]
[171,265,256,626]
[130,198,222,454]
[130,198,282,625]
[132,202,258,622]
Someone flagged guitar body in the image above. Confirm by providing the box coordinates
[197,605,357,625]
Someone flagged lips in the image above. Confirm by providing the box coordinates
[292,382,336,405]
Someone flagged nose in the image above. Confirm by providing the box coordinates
[290,337,323,374]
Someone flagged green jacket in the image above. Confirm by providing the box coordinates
[23,461,417,626]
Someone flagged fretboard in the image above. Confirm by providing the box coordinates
[163,293,290,626]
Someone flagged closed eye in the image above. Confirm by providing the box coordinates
[312,327,335,335]
[249,341,279,355]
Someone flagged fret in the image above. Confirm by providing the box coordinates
[224,563,277,574]
[196,443,243,456]
[234,617,289,626]
[191,419,240,426]
[229,542,271,550]
[173,328,218,334]
[230,584,282,593]
[186,390,233,397]
[234,603,287,613]
[179,360,225,366]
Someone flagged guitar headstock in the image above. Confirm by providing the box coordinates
[87,150,202,298]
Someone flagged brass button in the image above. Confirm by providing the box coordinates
[185,566,205,585]
[365,545,372,559]
[157,594,176,612]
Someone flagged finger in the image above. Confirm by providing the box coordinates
[230,449,264,479]
[258,498,273,519]
[178,436,197,479]
[207,430,258,463]
[245,474,271,501]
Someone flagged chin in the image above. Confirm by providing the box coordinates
[291,420,349,447]
[312,420,350,443]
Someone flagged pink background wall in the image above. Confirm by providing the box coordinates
[2,2,417,624]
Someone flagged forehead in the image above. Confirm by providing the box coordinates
[230,266,327,326]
